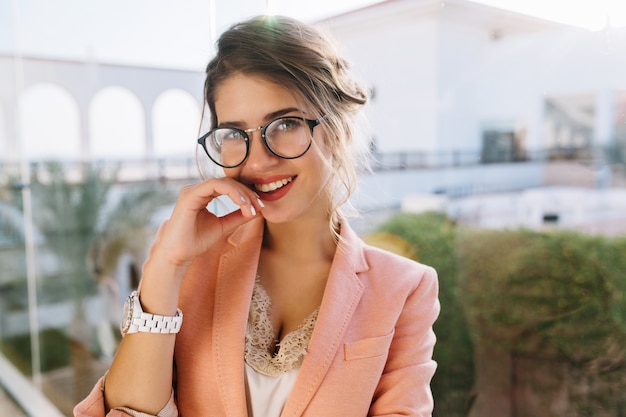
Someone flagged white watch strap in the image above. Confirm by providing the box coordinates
[128,309,183,334]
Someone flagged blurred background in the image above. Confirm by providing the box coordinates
[1,0,626,415]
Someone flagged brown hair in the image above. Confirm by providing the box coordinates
[202,15,371,235]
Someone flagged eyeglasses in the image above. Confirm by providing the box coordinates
[197,115,327,168]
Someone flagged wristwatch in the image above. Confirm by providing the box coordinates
[120,291,183,335]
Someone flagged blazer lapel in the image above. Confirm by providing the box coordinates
[213,217,264,417]
[282,222,368,416]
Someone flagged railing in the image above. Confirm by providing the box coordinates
[369,148,541,170]
[0,156,201,187]
[368,145,615,171]
[0,145,621,186]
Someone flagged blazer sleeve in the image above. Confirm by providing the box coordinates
[73,376,178,417]
[369,265,440,417]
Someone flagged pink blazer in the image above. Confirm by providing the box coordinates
[75,218,439,416]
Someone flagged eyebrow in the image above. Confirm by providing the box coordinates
[218,107,304,129]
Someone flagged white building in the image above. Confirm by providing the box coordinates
[318,0,626,233]
[318,0,626,161]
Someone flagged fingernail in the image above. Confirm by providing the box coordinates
[250,205,257,216]
[240,194,247,203]
[256,198,265,208]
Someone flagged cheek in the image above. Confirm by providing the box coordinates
[311,129,335,161]
[306,141,332,175]
[223,167,242,180]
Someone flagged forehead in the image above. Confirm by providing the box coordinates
[214,73,309,122]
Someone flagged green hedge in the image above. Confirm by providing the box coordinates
[456,228,626,364]
[375,211,626,416]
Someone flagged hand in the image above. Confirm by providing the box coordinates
[149,177,262,271]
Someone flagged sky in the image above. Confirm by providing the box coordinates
[1,0,626,71]
[0,0,382,70]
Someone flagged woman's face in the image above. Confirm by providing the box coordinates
[213,73,332,225]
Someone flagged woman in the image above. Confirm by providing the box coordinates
[75,15,439,417]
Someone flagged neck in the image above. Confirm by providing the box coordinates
[263,217,337,263]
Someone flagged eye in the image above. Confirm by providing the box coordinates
[215,128,244,143]
[220,129,245,141]
[274,118,303,131]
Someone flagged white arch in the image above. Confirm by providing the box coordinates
[90,86,145,159]
[19,83,81,160]
[152,88,201,157]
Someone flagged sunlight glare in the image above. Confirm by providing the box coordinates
[265,0,277,16]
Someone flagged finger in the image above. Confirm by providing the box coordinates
[218,207,259,235]
[196,179,266,219]
[184,179,257,213]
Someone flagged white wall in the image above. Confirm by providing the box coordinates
[324,2,626,156]
[329,13,440,153]
[352,162,544,210]
[436,17,491,151]
[471,27,626,149]
[442,187,626,235]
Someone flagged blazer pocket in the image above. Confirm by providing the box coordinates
[344,329,395,361]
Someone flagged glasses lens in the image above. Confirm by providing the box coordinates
[205,128,247,168]
[265,117,312,158]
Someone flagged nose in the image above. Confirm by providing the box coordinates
[244,129,279,170]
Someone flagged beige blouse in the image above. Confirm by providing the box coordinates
[244,278,319,417]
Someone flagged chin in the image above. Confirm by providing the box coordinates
[260,213,295,225]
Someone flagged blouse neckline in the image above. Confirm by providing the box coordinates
[244,278,319,377]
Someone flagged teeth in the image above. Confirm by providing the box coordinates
[255,177,293,193]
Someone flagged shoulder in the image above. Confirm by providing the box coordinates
[339,221,437,289]
[351,239,439,326]
[357,240,438,304]
[363,242,436,280]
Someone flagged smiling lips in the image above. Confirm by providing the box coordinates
[254,177,294,193]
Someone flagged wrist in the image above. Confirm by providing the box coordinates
[149,239,196,269]
[120,291,183,335]
[138,257,187,316]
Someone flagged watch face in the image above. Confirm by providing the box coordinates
[120,295,133,333]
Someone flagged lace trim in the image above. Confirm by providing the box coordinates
[245,278,319,377]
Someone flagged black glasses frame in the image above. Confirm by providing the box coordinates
[197,115,327,168]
